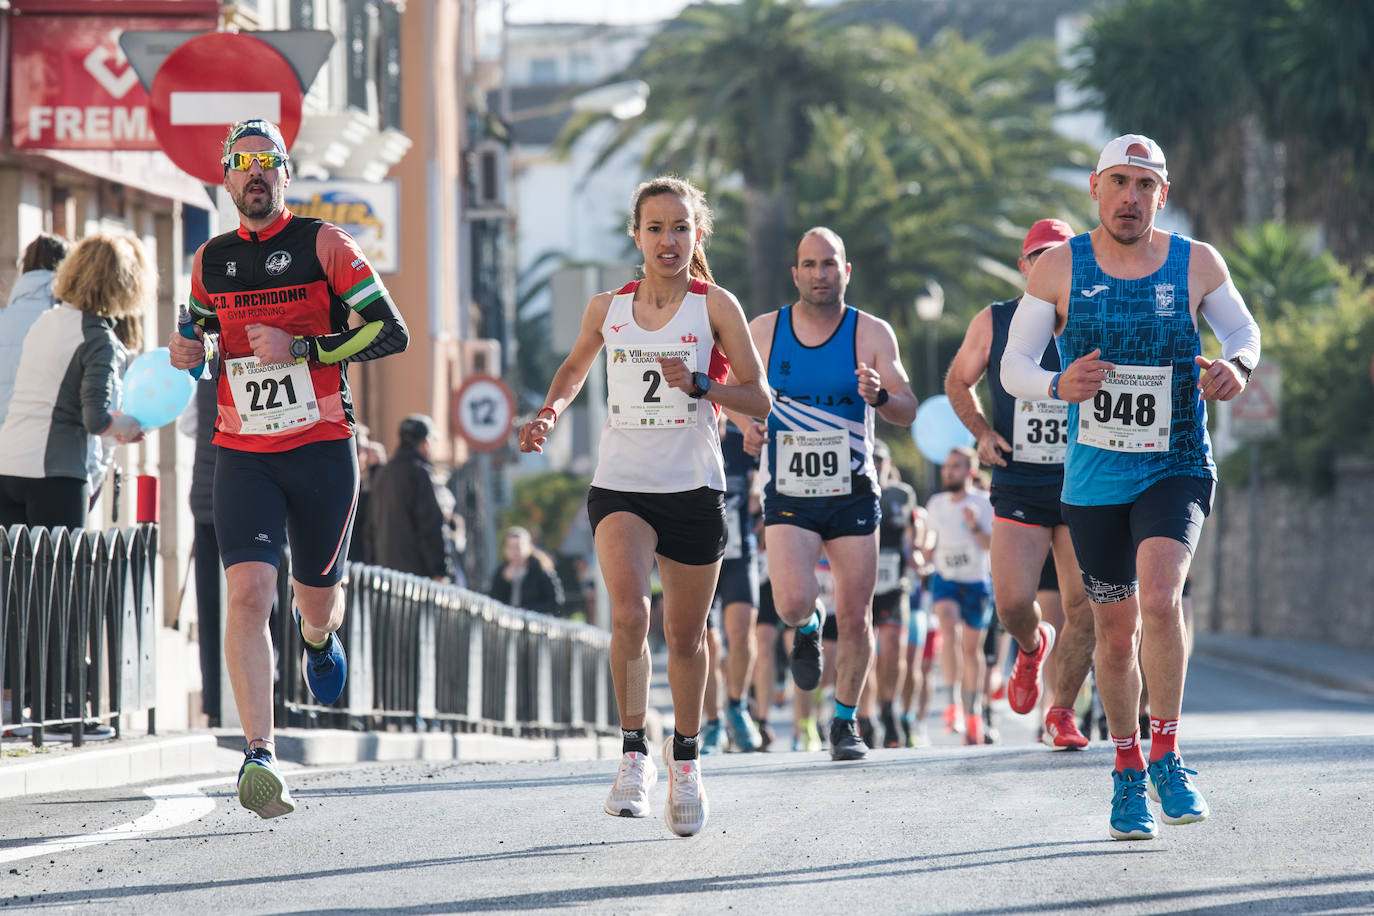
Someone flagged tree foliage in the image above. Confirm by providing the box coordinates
[1217,223,1373,490]
[498,470,591,554]
[1077,0,1374,264]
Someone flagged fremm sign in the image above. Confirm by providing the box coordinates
[10,10,217,150]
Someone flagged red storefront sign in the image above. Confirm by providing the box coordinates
[10,8,217,151]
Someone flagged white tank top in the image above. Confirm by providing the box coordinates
[591,279,727,494]
[925,488,994,583]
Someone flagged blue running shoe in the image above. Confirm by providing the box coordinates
[296,607,347,705]
[1109,768,1157,840]
[1148,752,1210,824]
[237,747,295,818]
[724,703,762,752]
[701,718,727,755]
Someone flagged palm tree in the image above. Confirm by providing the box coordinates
[559,0,932,313]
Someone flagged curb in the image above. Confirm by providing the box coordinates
[1195,643,1374,698]
[218,729,624,767]
[0,734,221,800]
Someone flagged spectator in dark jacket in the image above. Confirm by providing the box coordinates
[488,526,565,617]
[367,414,450,580]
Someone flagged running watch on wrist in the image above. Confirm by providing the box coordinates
[1229,354,1254,382]
[869,387,890,408]
[290,336,311,362]
[688,371,712,399]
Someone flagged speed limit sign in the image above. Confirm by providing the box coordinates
[453,374,516,452]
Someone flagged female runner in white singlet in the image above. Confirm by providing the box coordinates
[517,176,770,838]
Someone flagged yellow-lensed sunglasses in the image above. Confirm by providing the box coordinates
[221,151,289,171]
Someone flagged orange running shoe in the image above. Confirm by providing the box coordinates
[1044,705,1090,750]
[943,703,963,733]
[963,712,983,746]
[1007,621,1056,715]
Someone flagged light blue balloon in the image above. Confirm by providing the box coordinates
[122,347,195,429]
[910,394,974,465]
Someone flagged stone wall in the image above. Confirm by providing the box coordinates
[1191,456,1374,651]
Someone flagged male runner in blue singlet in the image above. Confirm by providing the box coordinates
[735,228,918,761]
[1002,135,1260,840]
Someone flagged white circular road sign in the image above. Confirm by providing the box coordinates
[454,374,516,452]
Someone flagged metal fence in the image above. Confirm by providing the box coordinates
[0,525,158,747]
[273,561,620,738]
[1,526,618,747]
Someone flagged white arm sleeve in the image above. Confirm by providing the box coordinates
[1000,293,1060,400]
[1199,277,1261,365]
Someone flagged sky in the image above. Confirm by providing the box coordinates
[501,0,702,25]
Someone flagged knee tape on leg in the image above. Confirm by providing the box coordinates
[624,649,650,718]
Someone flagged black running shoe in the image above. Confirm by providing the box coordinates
[829,718,868,761]
[789,604,825,691]
[756,718,774,753]
[881,710,901,749]
[858,716,876,749]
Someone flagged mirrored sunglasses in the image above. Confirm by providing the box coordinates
[222,151,288,171]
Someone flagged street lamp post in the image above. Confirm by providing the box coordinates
[914,280,945,494]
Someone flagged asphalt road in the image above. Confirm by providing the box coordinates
[3,652,1373,915]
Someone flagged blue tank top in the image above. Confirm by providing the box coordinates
[764,306,877,498]
[1059,232,1215,505]
[988,297,1063,488]
[722,423,758,558]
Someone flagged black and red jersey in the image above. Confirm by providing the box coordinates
[189,209,407,453]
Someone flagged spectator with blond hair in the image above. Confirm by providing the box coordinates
[0,233,150,528]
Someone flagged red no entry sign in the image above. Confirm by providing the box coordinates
[148,32,303,185]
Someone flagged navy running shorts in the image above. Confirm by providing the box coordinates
[930,573,994,630]
[991,483,1065,529]
[763,491,880,541]
[1060,475,1214,605]
[586,486,726,566]
[757,578,780,627]
[713,555,759,610]
[214,437,358,588]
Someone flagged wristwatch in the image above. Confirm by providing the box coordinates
[1229,354,1254,382]
[290,336,311,362]
[869,387,890,408]
[688,371,712,399]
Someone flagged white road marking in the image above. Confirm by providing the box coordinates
[1,766,348,865]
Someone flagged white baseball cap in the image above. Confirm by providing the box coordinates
[1095,133,1168,183]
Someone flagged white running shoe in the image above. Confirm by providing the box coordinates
[603,751,657,818]
[662,738,709,837]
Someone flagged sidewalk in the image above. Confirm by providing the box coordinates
[4,632,1371,800]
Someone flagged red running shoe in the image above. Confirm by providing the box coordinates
[1044,705,1089,750]
[1007,621,1056,715]
[943,703,963,733]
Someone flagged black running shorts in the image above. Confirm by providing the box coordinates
[214,438,358,588]
[1060,475,1214,604]
[586,486,726,566]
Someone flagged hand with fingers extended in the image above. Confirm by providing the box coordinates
[1053,348,1116,403]
[975,428,1012,468]
[1194,355,1247,401]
